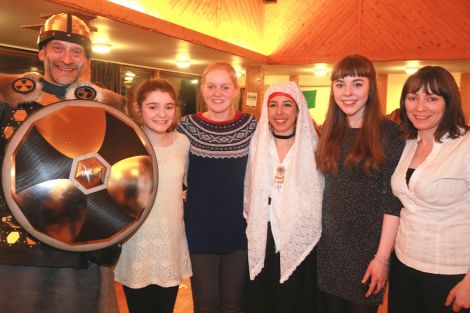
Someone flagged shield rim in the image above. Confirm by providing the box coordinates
[2,99,158,252]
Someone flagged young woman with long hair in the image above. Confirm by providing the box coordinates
[177,62,257,313]
[316,55,404,313]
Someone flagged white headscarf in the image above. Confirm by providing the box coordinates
[244,81,323,283]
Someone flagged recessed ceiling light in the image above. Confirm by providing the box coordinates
[313,69,328,76]
[405,67,419,74]
[176,56,191,68]
[313,63,329,76]
[92,43,112,54]
[176,60,191,68]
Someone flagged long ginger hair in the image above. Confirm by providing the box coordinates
[316,55,385,175]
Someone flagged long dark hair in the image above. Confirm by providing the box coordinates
[399,66,468,141]
[316,55,385,175]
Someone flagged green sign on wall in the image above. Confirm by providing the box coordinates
[302,90,317,109]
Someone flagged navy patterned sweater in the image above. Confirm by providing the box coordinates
[177,112,257,253]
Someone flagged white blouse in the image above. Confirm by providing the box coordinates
[391,132,470,275]
[268,139,294,252]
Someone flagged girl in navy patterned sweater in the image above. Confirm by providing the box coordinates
[177,62,256,313]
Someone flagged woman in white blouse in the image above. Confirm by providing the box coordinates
[244,81,323,312]
[390,66,470,313]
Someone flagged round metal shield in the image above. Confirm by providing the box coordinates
[2,99,158,252]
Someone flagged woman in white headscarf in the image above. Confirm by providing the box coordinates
[244,81,323,313]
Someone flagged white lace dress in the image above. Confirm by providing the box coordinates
[115,132,192,288]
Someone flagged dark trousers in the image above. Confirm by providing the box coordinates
[190,250,247,313]
[388,253,470,313]
[0,263,101,313]
[245,224,319,313]
[318,291,378,313]
[123,284,179,313]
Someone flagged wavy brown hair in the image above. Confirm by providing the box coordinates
[399,66,468,141]
[316,55,385,175]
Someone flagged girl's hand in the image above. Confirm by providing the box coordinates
[362,257,389,297]
[445,275,470,312]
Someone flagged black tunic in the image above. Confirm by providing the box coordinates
[317,119,404,305]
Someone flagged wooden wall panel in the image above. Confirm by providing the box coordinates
[461,73,470,123]
[377,73,388,114]
[244,65,264,118]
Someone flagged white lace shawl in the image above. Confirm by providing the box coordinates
[244,82,323,283]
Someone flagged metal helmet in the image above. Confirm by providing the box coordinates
[38,13,92,57]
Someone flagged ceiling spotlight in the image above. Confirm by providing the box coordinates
[313,63,329,76]
[405,66,419,74]
[405,61,420,74]
[313,69,328,76]
[176,56,191,69]
[92,43,112,54]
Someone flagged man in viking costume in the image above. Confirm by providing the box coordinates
[0,13,126,313]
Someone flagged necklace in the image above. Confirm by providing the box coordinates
[272,130,295,139]
[274,166,285,189]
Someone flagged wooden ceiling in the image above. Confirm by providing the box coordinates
[51,0,470,65]
[2,0,469,76]
[266,0,470,64]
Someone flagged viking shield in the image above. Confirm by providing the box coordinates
[2,100,158,252]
